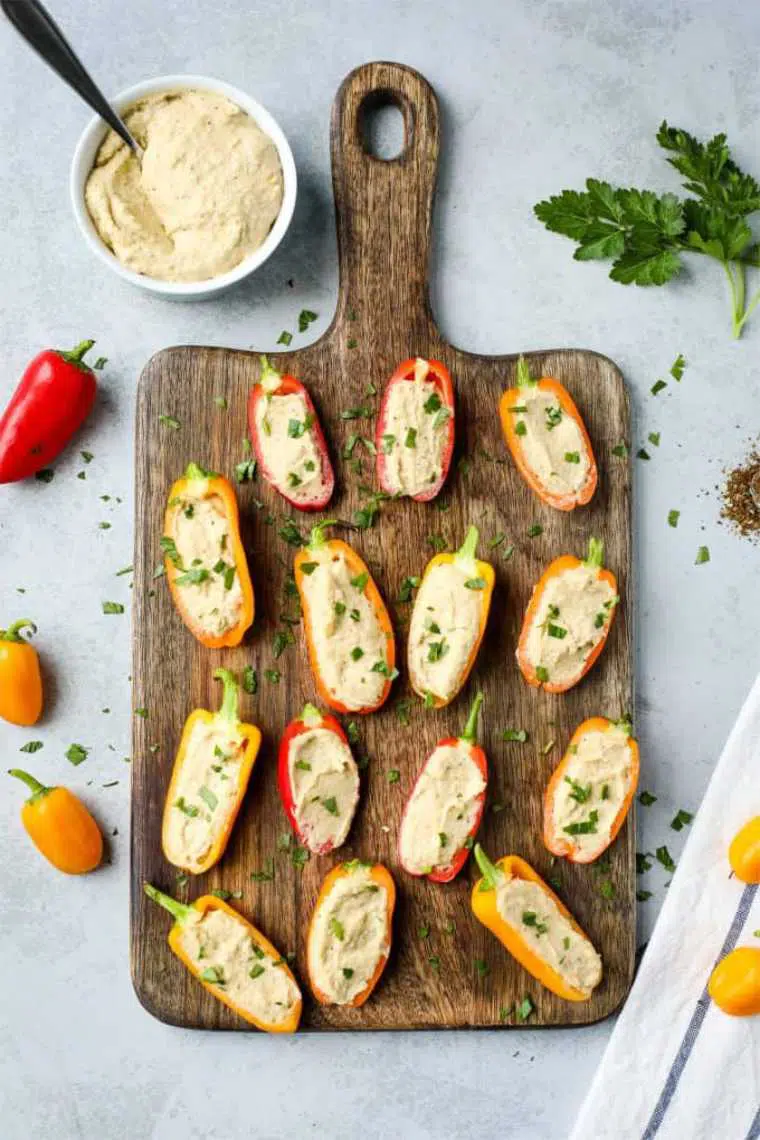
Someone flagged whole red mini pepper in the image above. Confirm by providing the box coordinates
[0,339,99,483]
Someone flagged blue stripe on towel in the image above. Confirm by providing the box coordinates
[746,1104,760,1140]
[641,882,758,1140]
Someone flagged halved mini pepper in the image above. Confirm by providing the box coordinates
[398,692,487,882]
[162,669,261,875]
[144,885,302,1033]
[294,521,396,714]
[163,462,254,648]
[729,817,760,883]
[278,703,360,854]
[471,845,603,1002]
[407,526,494,708]
[499,356,597,511]
[517,537,619,693]
[307,860,396,1007]
[709,947,760,1017]
[543,717,639,864]
[0,619,43,726]
[375,357,455,502]
[8,769,102,874]
[248,355,334,511]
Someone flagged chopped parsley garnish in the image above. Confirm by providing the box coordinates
[600,879,616,900]
[300,561,319,576]
[515,996,535,1022]
[200,966,224,984]
[350,646,364,661]
[174,566,210,587]
[636,852,653,874]
[515,420,527,437]
[651,379,668,396]
[424,690,435,709]
[329,917,345,940]
[563,810,599,835]
[249,964,266,980]
[671,808,694,832]
[346,721,360,745]
[522,911,549,935]
[464,577,487,590]
[334,601,347,616]
[565,776,592,804]
[637,448,650,461]
[273,628,294,658]
[264,668,281,684]
[211,888,242,901]
[102,601,124,614]
[198,786,217,812]
[277,330,293,346]
[426,534,447,553]
[638,790,657,806]
[250,858,275,882]
[601,784,610,800]
[381,433,396,453]
[656,845,676,873]
[536,666,549,682]
[527,523,543,537]
[695,545,710,565]
[343,433,360,458]
[565,451,581,464]
[298,309,318,332]
[648,431,661,447]
[160,535,182,566]
[427,638,449,663]
[349,609,360,622]
[235,457,257,483]
[81,450,94,463]
[350,571,369,591]
[668,509,680,528]
[370,660,398,679]
[135,707,148,718]
[428,955,441,972]
[387,769,400,784]
[545,405,562,430]
[433,408,451,430]
[502,728,528,742]
[424,392,442,414]
[347,337,358,349]
[546,623,567,639]
[20,741,43,753]
[214,395,228,410]
[158,414,181,430]
[175,797,199,818]
[278,520,304,547]
[397,575,421,602]
[287,414,315,439]
[474,958,490,977]
[66,743,88,766]
[242,666,257,695]
[636,889,653,902]
[395,699,412,727]
[488,532,507,549]
[612,441,629,457]
[322,796,339,816]
[670,354,686,381]
[342,967,354,979]
[287,472,302,488]
[418,923,431,939]
[294,759,312,772]
[340,405,372,420]
[404,427,417,448]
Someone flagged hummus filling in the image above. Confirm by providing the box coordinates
[85,90,284,283]
[399,741,486,874]
[511,387,590,496]
[164,716,247,871]
[495,876,603,997]
[551,724,633,856]
[254,391,324,503]
[289,727,359,852]
[308,866,389,1004]
[408,561,482,701]
[167,492,244,638]
[523,564,617,686]
[179,908,299,1025]
[381,359,452,496]
[300,549,390,711]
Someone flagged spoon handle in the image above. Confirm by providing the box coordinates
[2,0,141,152]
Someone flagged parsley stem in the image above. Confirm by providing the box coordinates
[144,882,195,925]
[736,281,760,338]
[213,668,240,723]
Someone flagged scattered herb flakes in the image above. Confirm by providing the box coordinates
[210,888,242,900]
[65,743,88,766]
[273,628,295,659]
[443,919,456,935]
[636,889,653,902]
[426,533,447,553]
[651,380,668,396]
[404,427,417,449]
[488,532,507,550]
[35,468,54,483]
[158,414,181,430]
[250,858,275,882]
[77,471,86,480]
[298,309,318,333]
[102,601,124,614]
[515,996,535,1022]
[612,442,629,457]
[671,808,694,832]
[93,356,108,370]
[599,879,616,900]
[637,448,651,461]
[648,432,661,447]
[277,330,293,346]
[235,458,257,483]
[395,699,412,727]
[474,958,490,978]
[264,668,281,684]
[397,575,421,603]
[290,844,310,869]
[340,405,372,421]
[668,509,680,528]
[98,521,111,530]
[636,852,653,874]
[638,790,657,806]
[695,545,710,565]
[214,395,228,410]
[535,666,549,683]
[527,523,543,537]
[418,923,431,940]
[278,520,304,547]
[242,666,258,695]
[81,450,94,464]
[387,769,401,784]
[115,564,133,576]
[428,955,441,972]
[670,353,686,381]
[20,740,43,753]
[347,337,358,349]
[656,846,676,873]
[135,707,148,718]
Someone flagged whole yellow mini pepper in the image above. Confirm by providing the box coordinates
[0,619,43,726]
[8,769,102,874]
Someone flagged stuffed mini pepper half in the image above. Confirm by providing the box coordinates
[278,703,360,854]
[307,860,396,1007]
[162,463,254,648]
[375,357,455,501]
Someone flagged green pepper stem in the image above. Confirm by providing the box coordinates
[8,769,49,801]
[0,619,37,643]
[143,882,195,925]
[613,716,633,737]
[185,462,217,481]
[259,355,282,393]
[455,525,480,573]
[461,691,484,745]
[474,843,504,891]
[585,537,604,568]
[515,355,537,388]
[59,339,95,366]
[301,703,322,727]
[308,519,338,550]
[213,669,240,723]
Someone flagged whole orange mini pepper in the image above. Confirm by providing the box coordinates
[144,884,302,1033]
[0,619,43,726]
[161,668,262,874]
[163,463,254,648]
[729,817,760,883]
[709,947,760,1017]
[8,769,102,874]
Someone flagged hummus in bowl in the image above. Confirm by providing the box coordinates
[70,75,296,299]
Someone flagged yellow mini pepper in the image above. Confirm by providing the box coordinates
[0,619,43,726]
[8,769,102,874]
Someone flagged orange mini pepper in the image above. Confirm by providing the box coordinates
[709,947,760,1017]
[543,717,639,864]
[499,356,597,511]
[294,521,396,715]
[307,861,396,1007]
[163,463,254,648]
[729,817,760,883]
[407,526,494,708]
[162,669,261,875]
[0,619,43,726]
[8,768,102,874]
[471,844,602,1002]
[517,537,619,693]
[144,885,302,1033]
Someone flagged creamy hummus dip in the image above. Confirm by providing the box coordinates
[163,716,247,871]
[511,387,590,497]
[299,549,391,711]
[85,90,284,282]
[381,359,452,497]
[166,490,244,639]
[407,561,482,701]
[254,391,324,505]
[495,875,603,997]
[399,741,486,875]
[308,865,389,1005]
[523,564,617,688]
[179,908,300,1026]
[549,723,633,859]
[288,725,359,852]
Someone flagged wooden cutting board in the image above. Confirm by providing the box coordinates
[131,61,633,1031]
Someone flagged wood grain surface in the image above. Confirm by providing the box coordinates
[131,61,633,1031]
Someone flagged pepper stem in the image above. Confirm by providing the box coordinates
[185,462,216,481]
[455,525,479,573]
[213,669,240,723]
[461,691,484,745]
[301,703,322,727]
[0,619,37,643]
[474,843,504,891]
[259,355,282,393]
[515,355,536,388]
[144,882,195,925]
[308,519,338,550]
[8,769,50,802]
[585,537,604,568]
[60,339,95,366]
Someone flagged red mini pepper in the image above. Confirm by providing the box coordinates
[0,339,99,483]
[248,355,334,511]
[375,357,455,502]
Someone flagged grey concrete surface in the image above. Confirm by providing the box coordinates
[1,1,759,1137]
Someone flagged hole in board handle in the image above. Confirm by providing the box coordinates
[358,92,408,161]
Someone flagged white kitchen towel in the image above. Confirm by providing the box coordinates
[570,676,760,1140]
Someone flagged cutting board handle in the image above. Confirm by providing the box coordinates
[330,61,439,343]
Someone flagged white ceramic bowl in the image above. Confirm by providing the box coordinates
[70,74,297,300]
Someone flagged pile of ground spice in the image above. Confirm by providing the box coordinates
[721,448,760,540]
